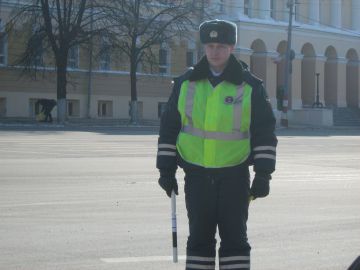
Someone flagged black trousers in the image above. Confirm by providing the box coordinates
[184,165,251,270]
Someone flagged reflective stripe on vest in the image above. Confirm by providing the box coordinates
[176,79,252,168]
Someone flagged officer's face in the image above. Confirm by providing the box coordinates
[204,43,234,72]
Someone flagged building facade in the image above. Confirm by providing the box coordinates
[1,0,360,125]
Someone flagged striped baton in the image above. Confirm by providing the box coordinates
[171,191,178,263]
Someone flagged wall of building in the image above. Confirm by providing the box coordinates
[1,0,360,125]
[0,67,172,119]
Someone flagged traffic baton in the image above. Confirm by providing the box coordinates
[171,190,178,263]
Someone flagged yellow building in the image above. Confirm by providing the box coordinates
[1,0,360,125]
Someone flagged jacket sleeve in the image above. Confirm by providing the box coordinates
[156,80,182,175]
[250,82,278,175]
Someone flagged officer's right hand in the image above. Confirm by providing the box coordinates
[158,173,178,198]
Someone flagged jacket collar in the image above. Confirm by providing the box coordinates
[189,54,245,85]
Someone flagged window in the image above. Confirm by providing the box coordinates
[158,102,167,118]
[97,100,113,117]
[0,31,6,66]
[186,51,196,67]
[68,46,79,69]
[29,98,40,117]
[244,0,251,17]
[136,61,142,73]
[34,50,44,66]
[67,99,80,117]
[137,101,143,119]
[219,0,224,12]
[100,37,111,70]
[294,2,299,22]
[29,27,44,67]
[270,0,276,20]
[159,48,169,74]
[0,97,6,117]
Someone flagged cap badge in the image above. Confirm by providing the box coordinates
[209,30,218,38]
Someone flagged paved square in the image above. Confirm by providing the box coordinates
[0,126,359,270]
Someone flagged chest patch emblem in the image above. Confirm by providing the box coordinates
[224,96,234,104]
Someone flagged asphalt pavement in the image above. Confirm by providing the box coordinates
[0,126,359,270]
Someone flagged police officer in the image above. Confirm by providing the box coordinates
[157,19,277,270]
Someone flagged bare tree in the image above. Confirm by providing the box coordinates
[7,0,106,123]
[102,0,200,124]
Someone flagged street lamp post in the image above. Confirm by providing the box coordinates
[87,0,94,118]
[312,73,323,108]
[281,0,295,127]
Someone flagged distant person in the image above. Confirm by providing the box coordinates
[36,99,57,123]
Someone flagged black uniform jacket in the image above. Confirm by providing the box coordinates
[156,54,277,177]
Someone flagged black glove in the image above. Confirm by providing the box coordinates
[250,173,271,199]
[158,170,178,198]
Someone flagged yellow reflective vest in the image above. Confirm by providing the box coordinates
[176,79,252,168]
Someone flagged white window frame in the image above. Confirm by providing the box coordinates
[219,0,225,13]
[29,98,40,118]
[99,37,111,71]
[0,97,6,117]
[186,50,197,68]
[244,0,252,17]
[68,45,79,69]
[294,2,300,22]
[97,100,113,118]
[159,44,170,74]
[31,25,44,67]
[0,31,8,66]
[270,0,276,20]
[67,99,80,117]
[158,102,167,118]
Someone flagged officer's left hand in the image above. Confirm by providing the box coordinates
[250,173,271,199]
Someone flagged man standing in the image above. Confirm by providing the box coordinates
[157,19,277,270]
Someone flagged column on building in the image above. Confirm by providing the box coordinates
[265,51,278,107]
[237,47,252,68]
[351,1,360,31]
[225,0,244,20]
[290,53,303,109]
[315,55,326,105]
[358,60,360,107]
[309,0,320,25]
[259,0,271,20]
[330,0,341,28]
[226,0,243,20]
[336,57,347,107]
[358,60,360,108]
